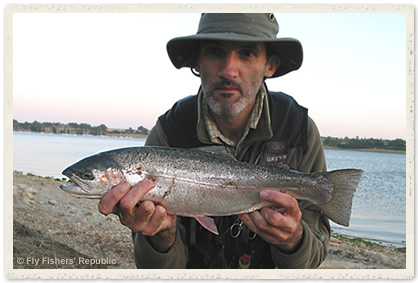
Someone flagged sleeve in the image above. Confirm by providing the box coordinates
[132,121,189,268]
[133,218,188,269]
[298,117,327,173]
[144,121,170,147]
[271,116,331,269]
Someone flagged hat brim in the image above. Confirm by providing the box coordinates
[167,33,303,78]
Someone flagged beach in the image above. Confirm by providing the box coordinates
[11,171,406,270]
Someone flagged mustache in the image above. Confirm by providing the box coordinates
[213,79,242,92]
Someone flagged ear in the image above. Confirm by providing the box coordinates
[264,55,281,78]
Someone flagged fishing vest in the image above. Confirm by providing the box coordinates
[158,90,308,268]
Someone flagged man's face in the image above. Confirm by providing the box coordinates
[196,40,279,119]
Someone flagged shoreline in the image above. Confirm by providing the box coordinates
[323,145,406,155]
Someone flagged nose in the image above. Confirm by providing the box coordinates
[218,52,239,80]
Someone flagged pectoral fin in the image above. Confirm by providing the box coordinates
[194,216,219,235]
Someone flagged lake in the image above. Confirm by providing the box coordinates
[12,132,407,247]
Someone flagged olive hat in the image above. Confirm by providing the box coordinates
[166,13,303,78]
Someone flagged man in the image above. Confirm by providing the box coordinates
[99,13,330,269]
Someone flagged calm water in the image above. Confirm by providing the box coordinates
[12,132,407,247]
[325,149,406,247]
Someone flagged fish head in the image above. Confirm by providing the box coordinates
[59,153,124,198]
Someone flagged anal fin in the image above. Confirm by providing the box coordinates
[194,216,219,235]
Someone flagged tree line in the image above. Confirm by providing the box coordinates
[13,120,150,136]
[322,136,406,151]
[13,120,406,151]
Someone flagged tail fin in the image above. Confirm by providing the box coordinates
[318,169,363,227]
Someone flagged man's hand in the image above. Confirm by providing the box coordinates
[98,178,177,252]
[238,190,304,253]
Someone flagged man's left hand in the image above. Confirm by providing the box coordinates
[238,190,304,253]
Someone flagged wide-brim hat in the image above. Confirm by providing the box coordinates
[167,13,303,78]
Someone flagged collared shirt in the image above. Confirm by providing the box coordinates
[201,85,267,156]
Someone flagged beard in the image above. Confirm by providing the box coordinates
[203,78,263,119]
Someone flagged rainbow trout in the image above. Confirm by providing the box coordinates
[60,146,363,234]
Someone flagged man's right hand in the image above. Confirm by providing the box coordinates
[98,178,177,252]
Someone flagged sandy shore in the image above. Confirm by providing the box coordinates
[10,171,406,272]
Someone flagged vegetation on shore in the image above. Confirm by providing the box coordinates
[13,120,406,152]
[322,136,406,153]
[332,234,406,253]
[13,120,149,138]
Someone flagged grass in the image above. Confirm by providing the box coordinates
[333,234,406,253]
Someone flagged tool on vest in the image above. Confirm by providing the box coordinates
[229,218,257,240]
[247,229,257,240]
[230,218,243,238]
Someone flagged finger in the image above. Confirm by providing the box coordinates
[239,211,268,234]
[141,205,168,236]
[260,190,300,214]
[260,206,287,228]
[247,209,291,235]
[122,200,156,232]
[248,209,271,232]
[260,190,302,231]
[98,182,131,215]
[239,213,258,235]
[119,178,156,214]
[134,200,156,223]
[258,206,303,246]
[242,211,279,243]
[238,213,252,230]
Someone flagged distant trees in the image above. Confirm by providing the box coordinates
[322,136,406,151]
[14,120,62,133]
[137,126,150,135]
[12,120,406,151]
[13,120,149,137]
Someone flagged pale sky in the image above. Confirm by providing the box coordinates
[10,5,410,140]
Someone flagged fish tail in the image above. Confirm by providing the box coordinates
[318,169,363,227]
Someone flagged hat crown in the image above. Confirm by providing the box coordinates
[197,13,279,39]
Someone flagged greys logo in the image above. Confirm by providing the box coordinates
[266,154,287,163]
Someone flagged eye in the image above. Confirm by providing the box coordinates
[240,48,257,58]
[76,170,95,180]
[203,45,225,57]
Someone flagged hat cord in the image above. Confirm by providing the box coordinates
[191,67,200,77]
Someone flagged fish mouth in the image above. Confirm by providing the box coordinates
[60,171,107,199]
[60,175,95,197]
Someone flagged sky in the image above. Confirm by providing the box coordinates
[9,5,411,140]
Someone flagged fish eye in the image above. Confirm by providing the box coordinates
[75,170,95,180]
